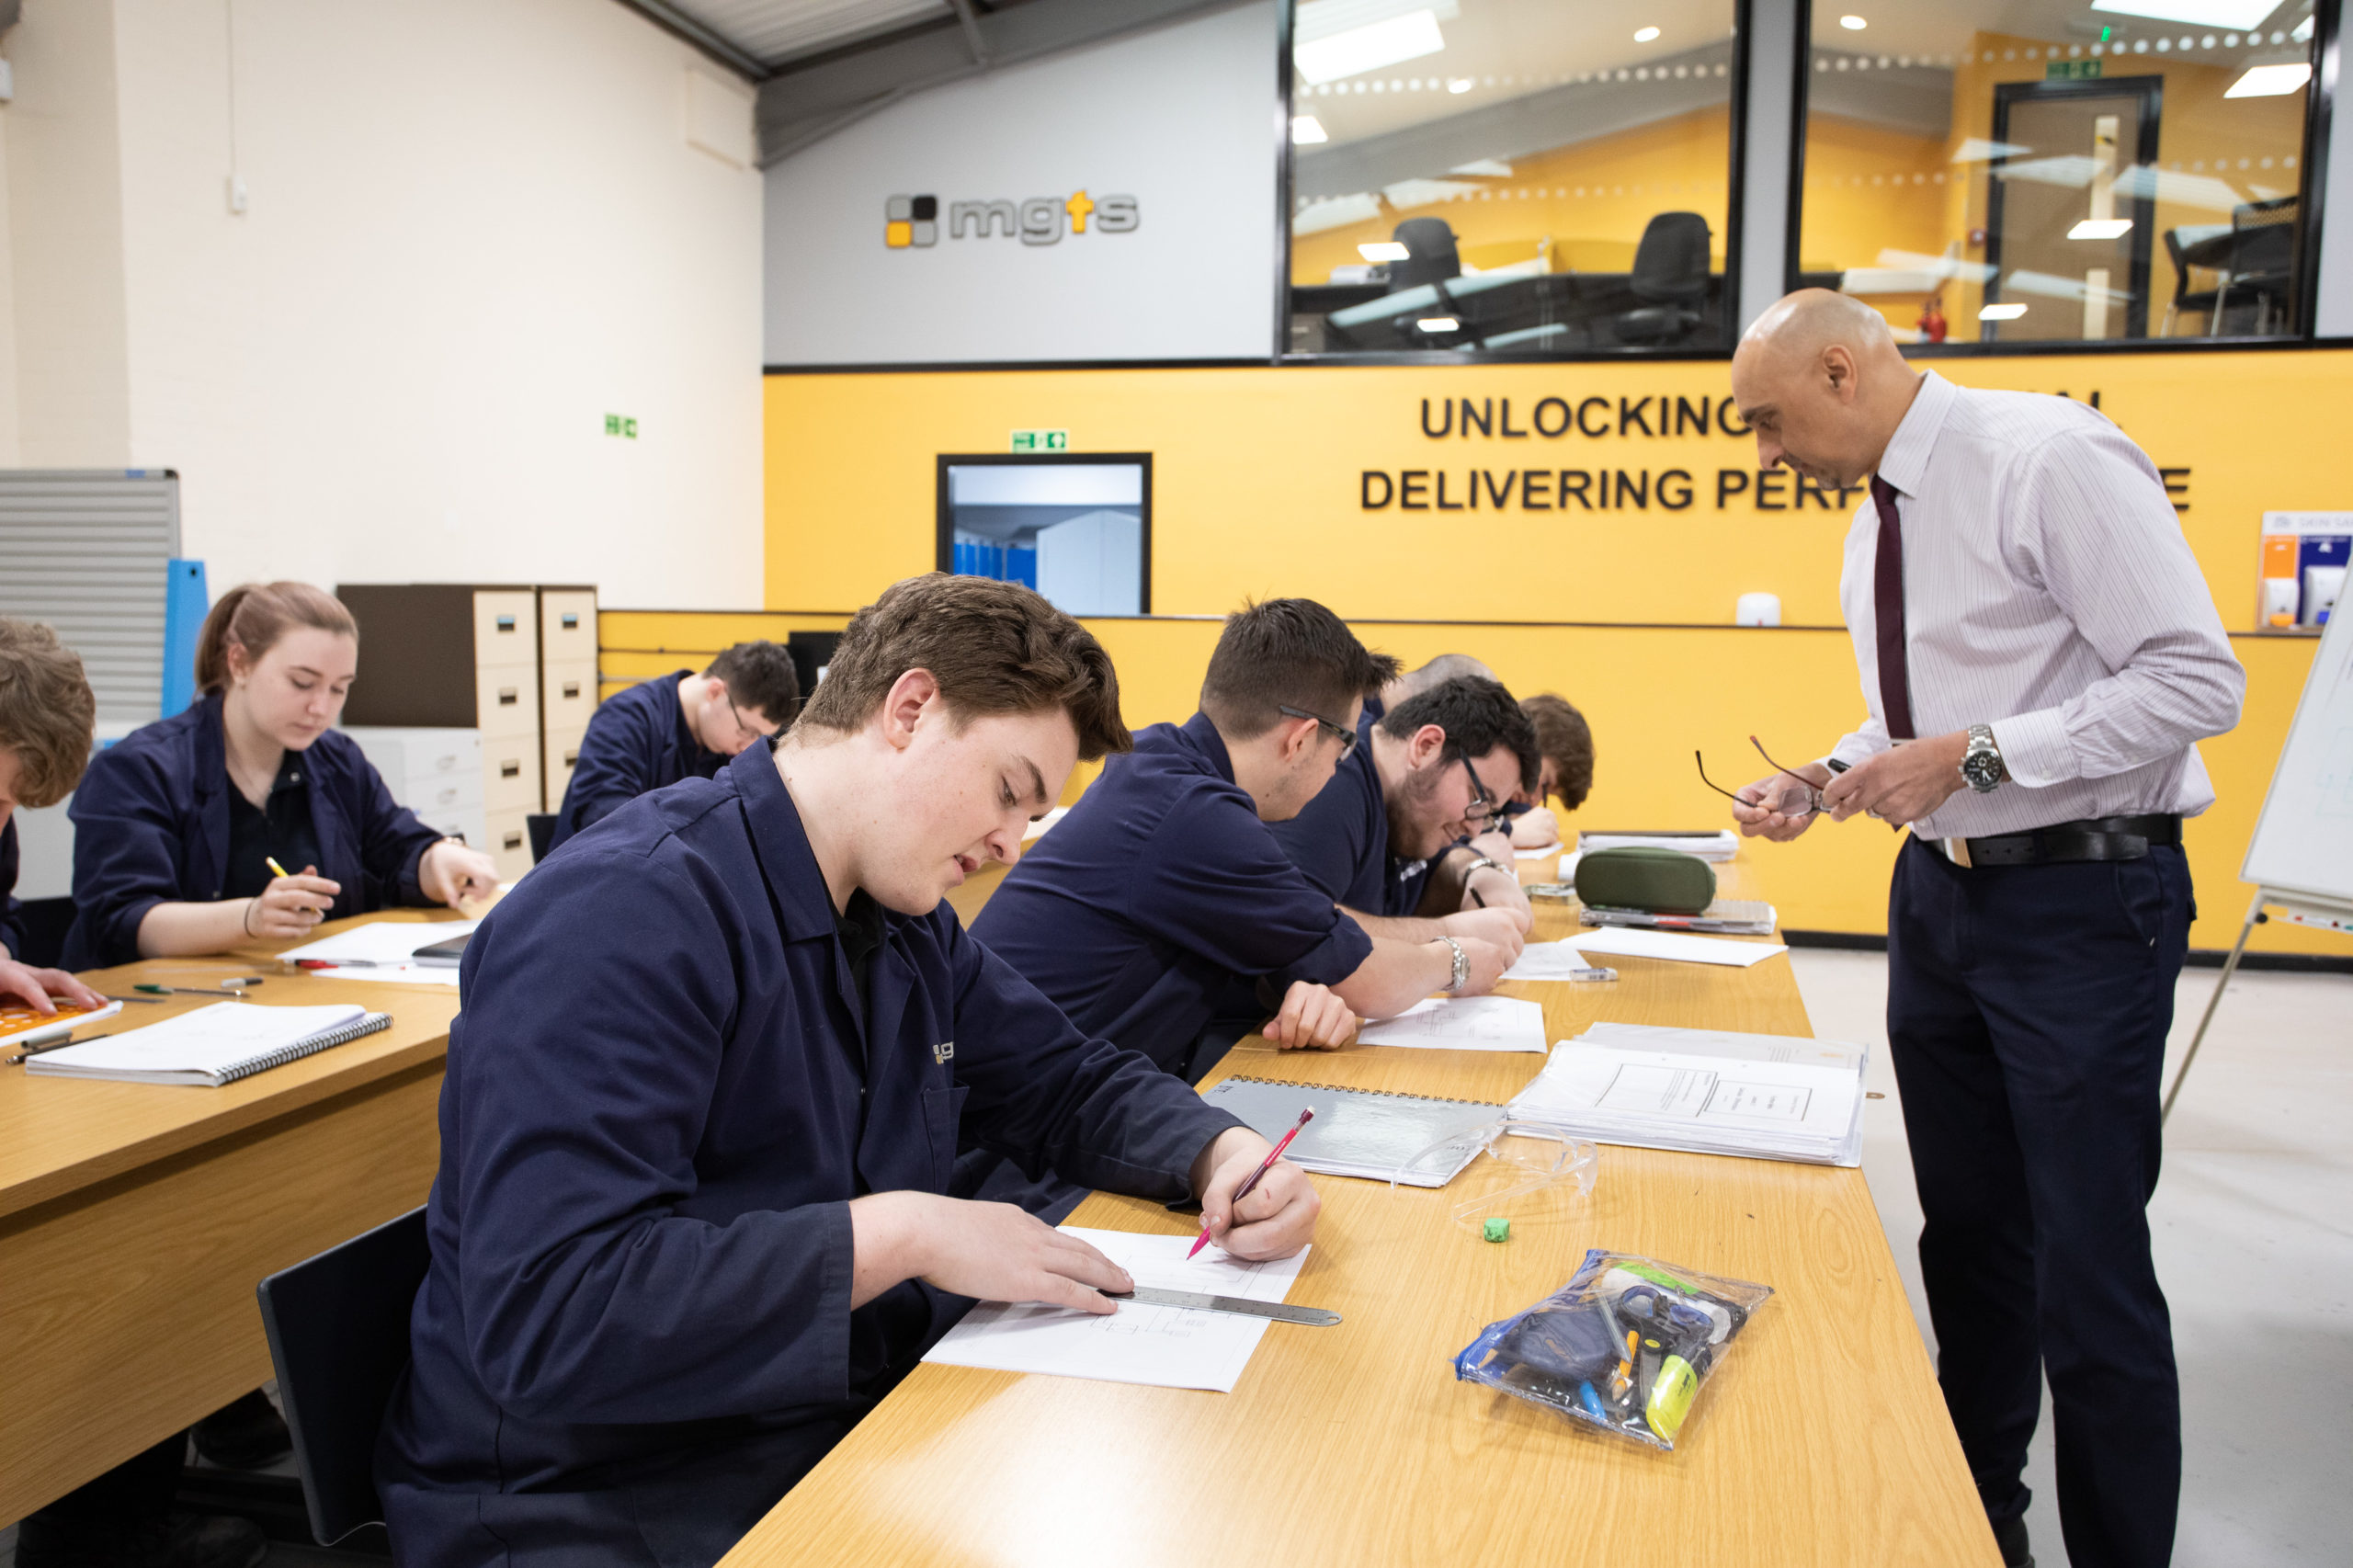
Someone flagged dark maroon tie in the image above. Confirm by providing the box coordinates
[1870,474,1916,741]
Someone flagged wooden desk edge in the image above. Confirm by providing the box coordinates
[0,1031,451,1221]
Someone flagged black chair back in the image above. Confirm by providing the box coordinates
[526,812,556,864]
[1629,212,1712,305]
[256,1206,430,1546]
[1387,218,1461,291]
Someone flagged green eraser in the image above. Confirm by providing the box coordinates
[1483,1217,1511,1243]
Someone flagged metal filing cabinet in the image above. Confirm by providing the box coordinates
[538,588,598,812]
[335,584,597,882]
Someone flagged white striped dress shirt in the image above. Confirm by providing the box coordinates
[1828,369,2245,840]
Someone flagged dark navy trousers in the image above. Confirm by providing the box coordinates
[1887,835,2189,1568]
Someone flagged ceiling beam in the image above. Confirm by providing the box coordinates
[756,0,1248,165]
[607,0,768,80]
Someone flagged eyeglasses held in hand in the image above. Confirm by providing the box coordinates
[1695,734,1831,818]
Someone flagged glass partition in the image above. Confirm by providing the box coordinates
[1285,0,1742,356]
[1797,0,2321,345]
[936,457,1152,617]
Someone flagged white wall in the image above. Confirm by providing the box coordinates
[2,0,135,467]
[3,0,766,608]
[762,1,1279,365]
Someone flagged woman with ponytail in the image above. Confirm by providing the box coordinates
[63,581,498,969]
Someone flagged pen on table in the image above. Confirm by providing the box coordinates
[1188,1108,1314,1260]
[7,1033,112,1066]
[100,994,166,1005]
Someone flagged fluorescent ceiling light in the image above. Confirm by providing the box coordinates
[1449,158,1513,176]
[2294,14,2313,40]
[1978,302,2029,321]
[1296,0,1458,42]
[1359,241,1411,261]
[1840,14,1867,28]
[1291,115,1329,144]
[1417,316,1461,332]
[1951,138,2032,163]
[1635,26,1661,41]
[1295,9,1446,84]
[1448,76,1473,92]
[2091,0,2276,28]
[2069,218,2134,238]
[2227,62,2313,97]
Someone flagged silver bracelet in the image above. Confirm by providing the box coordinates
[1438,935,1469,993]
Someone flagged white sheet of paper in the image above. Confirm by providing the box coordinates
[1022,806,1070,842]
[1501,939,1611,982]
[1355,994,1549,1052]
[298,962,461,987]
[1563,926,1786,969]
[278,919,480,967]
[1513,841,1563,860]
[922,1229,1311,1392]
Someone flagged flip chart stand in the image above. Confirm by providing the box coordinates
[2162,887,2351,1124]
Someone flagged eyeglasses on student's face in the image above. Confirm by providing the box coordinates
[726,694,779,747]
[1451,751,1505,826]
[1277,704,1358,757]
[1695,735,1824,817]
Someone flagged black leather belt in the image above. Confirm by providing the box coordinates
[1934,813,2182,869]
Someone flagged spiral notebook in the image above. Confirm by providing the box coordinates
[25,1002,392,1086]
[1203,1075,1504,1187]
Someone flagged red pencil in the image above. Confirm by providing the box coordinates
[1188,1108,1314,1259]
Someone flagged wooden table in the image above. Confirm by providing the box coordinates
[0,908,475,1521]
[725,851,1997,1567]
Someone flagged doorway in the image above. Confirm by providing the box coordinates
[1984,75,2163,343]
[935,455,1153,618]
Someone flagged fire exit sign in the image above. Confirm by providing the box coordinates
[1010,428,1068,452]
[2046,58,2101,80]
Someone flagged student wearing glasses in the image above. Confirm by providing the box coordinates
[1268,675,1541,939]
[547,641,801,851]
[971,600,1524,1108]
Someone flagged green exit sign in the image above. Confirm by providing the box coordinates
[604,414,638,439]
[2046,58,2101,80]
[1010,428,1068,452]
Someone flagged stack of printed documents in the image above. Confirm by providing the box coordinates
[1505,1021,1866,1167]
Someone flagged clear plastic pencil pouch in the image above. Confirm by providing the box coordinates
[1451,1249,1773,1451]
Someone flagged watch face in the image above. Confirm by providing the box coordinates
[1962,751,2001,790]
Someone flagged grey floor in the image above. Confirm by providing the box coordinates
[6,953,2343,1567]
[1796,948,2352,1568]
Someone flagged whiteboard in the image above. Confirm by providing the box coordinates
[2241,606,2353,913]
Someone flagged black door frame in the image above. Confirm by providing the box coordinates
[1983,74,2165,343]
[934,451,1155,616]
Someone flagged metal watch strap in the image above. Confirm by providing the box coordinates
[1438,935,1469,992]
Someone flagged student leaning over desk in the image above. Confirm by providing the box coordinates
[62,581,497,971]
[547,639,801,852]
[378,574,1317,1568]
[1506,691,1596,849]
[0,619,104,1012]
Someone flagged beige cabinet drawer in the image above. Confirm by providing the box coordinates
[541,658,598,735]
[540,591,597,665]
[542,723,587,808]
[483,806,536,881]
[483,742,543,815]
[474,666,540,738]
[472,590,539,670]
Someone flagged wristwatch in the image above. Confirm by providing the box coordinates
[1960,723,2006,793]
[1438,935,1470,993]
[1461,855,1507,881]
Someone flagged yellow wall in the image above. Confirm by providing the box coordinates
[1290,108,1733,286]
[670,350,2348,957]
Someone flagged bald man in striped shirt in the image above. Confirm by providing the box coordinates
[1725,290,2244,1568]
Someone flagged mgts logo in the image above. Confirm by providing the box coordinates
[885,190,1139,248]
